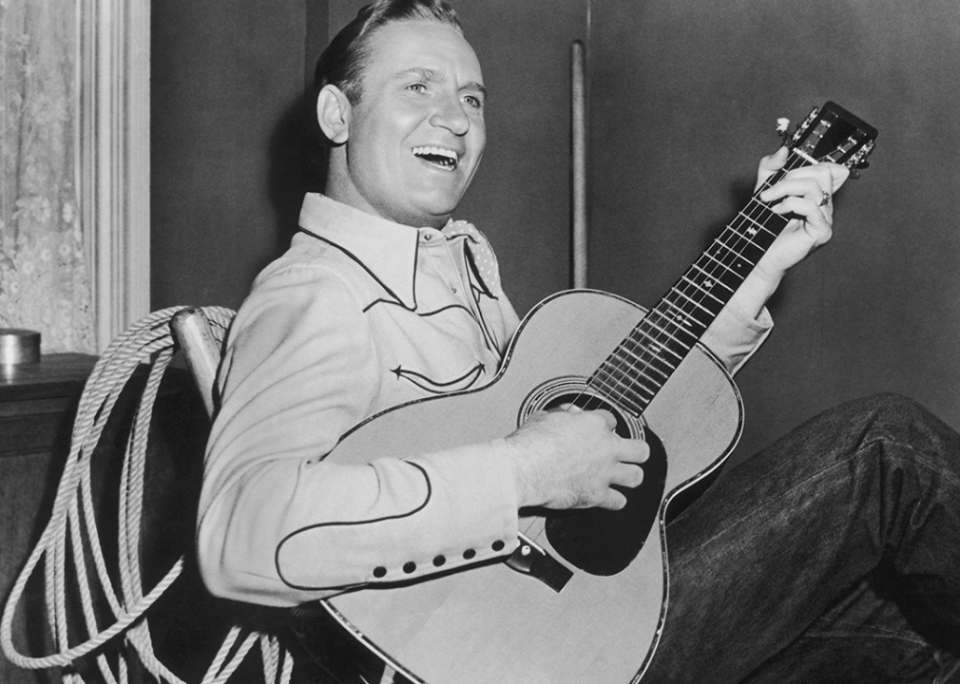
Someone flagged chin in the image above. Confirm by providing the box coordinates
[412,200,462,226]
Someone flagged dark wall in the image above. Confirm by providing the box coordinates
[151,0,324,311]
[152,0,959,460]
[588,0,960,459]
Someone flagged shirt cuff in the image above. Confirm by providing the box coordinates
[273,441,519,594]
[700,301,773,375]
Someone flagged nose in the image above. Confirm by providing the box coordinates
[429,94,470,136]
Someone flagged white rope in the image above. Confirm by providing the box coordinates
[0,306,295,684]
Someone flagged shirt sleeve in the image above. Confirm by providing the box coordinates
[197,262,519,608]
[700,299,773,375]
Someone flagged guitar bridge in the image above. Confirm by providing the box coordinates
[504,533,573,593]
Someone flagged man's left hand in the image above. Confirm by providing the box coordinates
[753,146,851,284]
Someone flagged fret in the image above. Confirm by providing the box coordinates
[711,235,760,270]
[626,334,685,368]
[692,256,751,295]
[604,342,667,385]
[660,298,712,335]
[616,339,673,380]
[736,205,781,237]
[688,263,736,296]
[699,251,744,280]
[646,308,700,346]
[631,328,685,365]
[589,369,649,416]
[611,392,645,418]
[590,370,642,406]
[679,273,727,308]
[667,285,721,318]
[715,241,764,276]
[740,206,789,238]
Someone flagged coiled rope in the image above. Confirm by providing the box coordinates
[0,306,294,684]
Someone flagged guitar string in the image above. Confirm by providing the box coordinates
[615,163,793,407]
[591,164,792,412]
[618,134,859,409]
[614,141,850,412]
[580,151,810,420]
[573,122,869,417]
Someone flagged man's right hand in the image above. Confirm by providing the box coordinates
[502,408,649,511]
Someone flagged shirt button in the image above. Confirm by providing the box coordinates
[403,561,417,574]
[373,566,387,578]
[433,555,446,567]
[463,549,476,560]
[492,540,505,552]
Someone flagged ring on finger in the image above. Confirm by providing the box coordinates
[817,189,831,207]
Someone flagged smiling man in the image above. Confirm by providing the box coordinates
[318,20,486,228]
[197,1,960,682]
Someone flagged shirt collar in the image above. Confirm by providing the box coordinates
[298,193,430,309]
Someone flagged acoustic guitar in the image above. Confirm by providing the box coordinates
[318,102,878,684]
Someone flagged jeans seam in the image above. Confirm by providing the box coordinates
[671,456,852,572]
[674,432,958,573]
[801,628,929,646]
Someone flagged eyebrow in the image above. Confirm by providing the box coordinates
[394,67,488,99]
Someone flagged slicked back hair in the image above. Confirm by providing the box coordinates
[314,0,463,107]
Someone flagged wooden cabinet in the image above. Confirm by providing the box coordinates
[0,354,97,684]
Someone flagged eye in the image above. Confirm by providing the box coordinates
[463,94,483,110]
[407,82,428,94]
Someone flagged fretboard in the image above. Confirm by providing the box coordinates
[587,152,809,417]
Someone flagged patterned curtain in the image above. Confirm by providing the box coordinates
[0,0,95,353]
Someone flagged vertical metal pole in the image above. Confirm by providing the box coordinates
[571,40,588,289]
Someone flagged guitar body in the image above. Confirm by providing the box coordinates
[323,290,743,684]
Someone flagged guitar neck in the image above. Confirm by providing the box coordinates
[587,152,809,418]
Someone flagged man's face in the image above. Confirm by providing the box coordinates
[332,20,487,228]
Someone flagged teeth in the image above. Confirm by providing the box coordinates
[413,146,460,165]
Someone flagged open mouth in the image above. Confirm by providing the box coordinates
[413,146,460,171]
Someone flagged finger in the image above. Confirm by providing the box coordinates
[773,162,849,199]
[759,176,824,204]
[616,438,650,464]
[787,165,842,205]
[612,461,645,489]
[802,161,850,193]
[597,489,629,511]
[768,198,833,239]
[754,147,789,191]
[586,409,618,432]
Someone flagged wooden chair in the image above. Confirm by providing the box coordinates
[170,307,228,419]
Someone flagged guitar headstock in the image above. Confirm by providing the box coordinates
[780,101,878,178]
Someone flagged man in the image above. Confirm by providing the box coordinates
[197,1,960,681]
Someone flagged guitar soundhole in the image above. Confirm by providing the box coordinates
[520,383,667,577]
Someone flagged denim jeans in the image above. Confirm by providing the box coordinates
[646,393,960,683]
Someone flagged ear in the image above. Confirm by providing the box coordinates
[316,84,352,144]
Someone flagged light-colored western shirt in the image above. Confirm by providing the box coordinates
[197,193,772,607]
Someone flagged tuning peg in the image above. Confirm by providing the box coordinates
[776,118,791,146]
